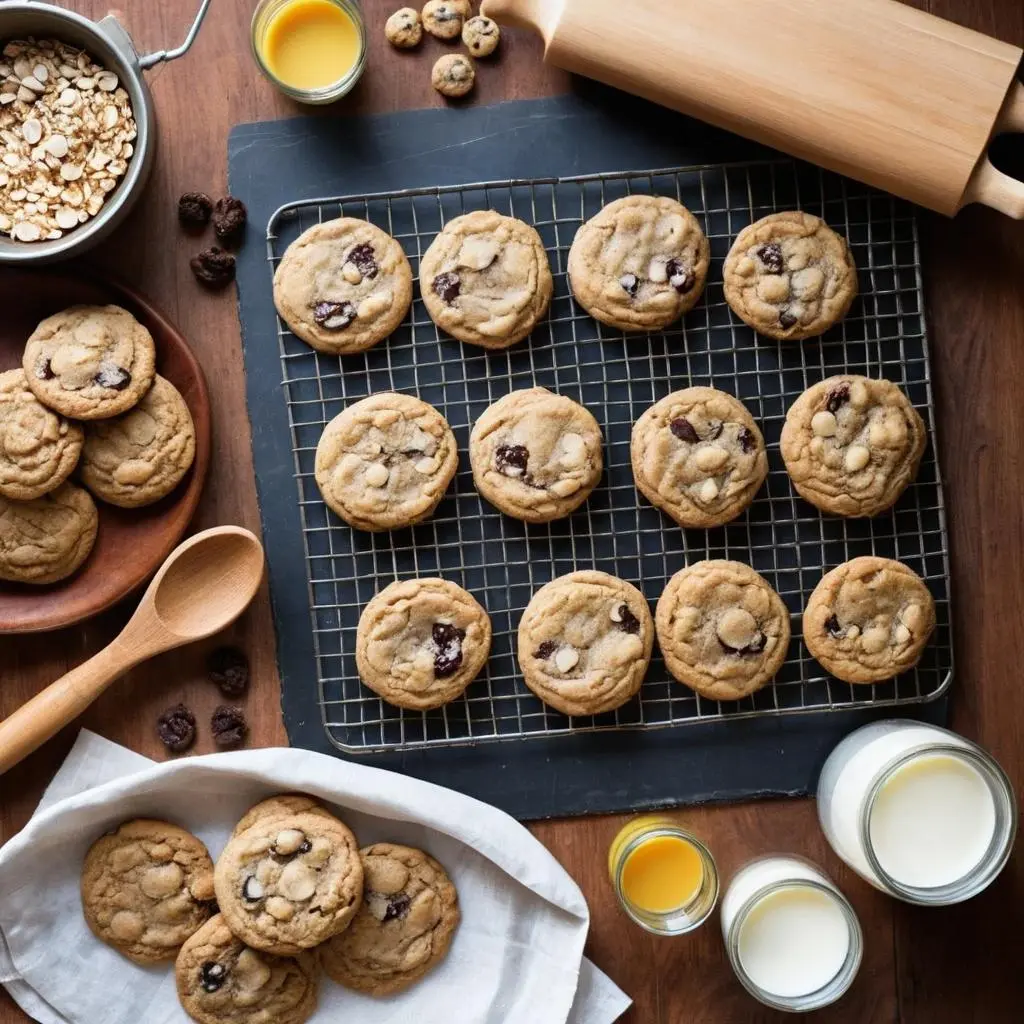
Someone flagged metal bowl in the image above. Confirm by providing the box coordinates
[0,0,210,265]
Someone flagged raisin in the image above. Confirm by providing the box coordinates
[757,242,784,274]
[313,300,356,330]
[212,195,247,243]
[35,357,54,381]
[178,191,213,229]
[346,243,378,280]
[157,703,196,753]
[211,705,248,748]
[616,604,641,634]
[208,646,250,697]
[534,640,558,660]
[190,246,236,289]
[433,272,461,304]
[432,622,466,677]
[824,614,844,638]
[665,258,695,294]
[382,892,411,921]
[200,962,227,993]
[826,384,850,414]
[670,417,700,443]
[738,426,756,453]
[619,273,639,297]
[94,363,131,390]
[495,443,529,477]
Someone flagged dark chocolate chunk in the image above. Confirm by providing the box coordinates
[433,272,461,304]
[756,242,784,275]
[190,246,236,289]
[211,705,248,748]
[670,417,700,443]
[495,443,529,477]
[178,191,213,229]
[534,640,557,660]
[825,614,844,638]
[94,363,131,391]
[432,622,466,677]
[779,310,798,329]
[208,647,250,697]
[382,892,411,922]
[346,243,378,280]
[156,703,196,753]
[200,962,227,993]
[35,357,54,381]
[665,258,695,294]
[826,384,851,414]
[619,273,639,297]
[212,195,247,243]
[737,426,756,453]
[313,300,356,330]
[615,604,641,634]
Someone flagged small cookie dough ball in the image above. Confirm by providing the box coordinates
[422,0,464,40]
[462,15,500,57]
[385,7,423,48]
[432,54,475,98]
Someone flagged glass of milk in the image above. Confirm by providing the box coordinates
[721,856,863,1012]
[817,720,1017,905]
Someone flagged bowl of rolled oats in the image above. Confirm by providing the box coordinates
[0,1,211,263]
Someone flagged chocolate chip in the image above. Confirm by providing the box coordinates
[35,357,54,381]
[719,632,767,656]
[756,242,784,274]
[346,243,378,280]
[157,703,196,753]
[200,962,227,993]
[495,443,529,478]
[534,640,557,660]
[617,604,641,634]
[382,892,411,921]
[779,310,798,329]
[211,705,248,748]
[178,191,212,229]
[665,258,695,294]
[826,384,851,414]
[432,622,466,677]
[94,363,131,390]
[738,426,756,453]
[619,273,639,297]
[212,195,247,243]
[670,417,700,443]
[190,246,236,289]
[313,300,356,330]
[433,271,461,304]
[299,839,312,854]
[241,876,264,903]
[825,614,844,638]
[208,647,249,697]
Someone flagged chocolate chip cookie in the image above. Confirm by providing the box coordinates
[431,53,476,98]
[356,577,492,710]
[723,212,858,341]
[780,375,926,517]
[631,387,768,529]
[385,7,423,47]
[23,304,156,420]
[213,811,363,955]
[79,375,196,508]
[567,195,710,332]
[0,481,97,584]
[232,795,335,840]
[656,561,790,701]
[81,818,215,965]
[420,211,553,348]
[518,571,654,716]
[422,0,464,39]
[803,556,936,684]
[0,368,83,500]
[273,218,414,355]
[321,843,460,996]
[175,914,319,1024]
[470,387,603,522]
[463,15,500,56]
[315,392,458,532]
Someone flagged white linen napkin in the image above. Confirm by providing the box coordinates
[0,730,631,1024]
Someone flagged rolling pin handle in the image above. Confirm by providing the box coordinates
[961,159,1024,219]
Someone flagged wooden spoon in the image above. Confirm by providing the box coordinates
[0,526,265,775]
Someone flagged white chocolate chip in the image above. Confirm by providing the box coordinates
[342,262,362,285]
[357,293,390,319]
[648,258,668,283]
[365,462,389,487]
[844,445,870,472]
[139,863,183,899]
[560,432,586,469]
[846,624,861,640]
[791,266,824,300]
[698,478,720,503]
[893,623,911,645]
[901,603,924,632]
[849,381,869,409]
[716,607,759,651]
[811,410,838,437]
[757,274,790,304]
[273,829,306,856]
[860,626,888,654]
[554,646,579,673]
[264,896,295,921]
[694,445,729,473]
[277,860,318,902]
[609,603,624,623]
[550,477,582,498]
[414,455,439,475]
[234,949,272,994]
[458,235,500,271]
[109,911,145,941]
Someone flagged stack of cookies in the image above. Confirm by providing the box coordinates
[80,795,461,1024]
[0,303,196,586]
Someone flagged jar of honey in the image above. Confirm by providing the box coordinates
[251,0,366,104]
[608,815,719,935]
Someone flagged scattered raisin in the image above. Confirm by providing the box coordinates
[619,273,639,297]
[382,892,411,921]
[190,246,236,289]
[94,363,131,390]
[495,443,529,477]
[824,614,844,638]
[616,604,641,634]
[177,191,213,229]
[432,622,466,677]
[208,647,250,697]
[670,417,700,443]
[737,426,756,453]
[35,357,54,381]
[211,705,248,748]
[665,258,695,294]
[346,243,378,280]
[756,242,784,274]
[212,195,247,243]
[200,962,227,993]
[534,640,558,660]
[433,272,461,304]
[157,703,196,753]
[779,310,798,329]
[826,384,850,414]
[313,300,356,329]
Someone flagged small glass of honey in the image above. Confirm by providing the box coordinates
[251,0,367,104]
[608,815,719,936]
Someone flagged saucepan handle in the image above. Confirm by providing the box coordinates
[137,0,213,70]
[962,81,1024,218]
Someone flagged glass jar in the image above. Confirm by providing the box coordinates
[817,720,1017,905]
[721,855,863,1013]
[608,816,719,936]
[251,0,367,105]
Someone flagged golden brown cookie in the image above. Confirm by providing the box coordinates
[232,795,335,840]
[431,53,475,98]
[356,577,491,710]
[518,571,654,716]
[385,7,422,47]
[631,387,768,529]
[422,0,464,39]
[462,15,500,56]
[723,212,857,341]
[321,843,460,996]
[656,561,790,701]
[81,818,215,965]
[780,375,926,517]
[803,556,936,684]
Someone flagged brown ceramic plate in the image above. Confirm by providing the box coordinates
[0,269,210,633]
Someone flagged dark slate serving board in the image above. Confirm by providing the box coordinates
[228,86,948,821]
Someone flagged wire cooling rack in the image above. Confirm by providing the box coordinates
[266,159,953,755]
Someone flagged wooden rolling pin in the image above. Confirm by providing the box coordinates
[481,0,1024,218]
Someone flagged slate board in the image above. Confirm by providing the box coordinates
[228,86,949,821]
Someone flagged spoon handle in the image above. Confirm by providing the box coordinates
[0,643,131,775]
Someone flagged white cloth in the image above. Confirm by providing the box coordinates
[0,731,631,1024]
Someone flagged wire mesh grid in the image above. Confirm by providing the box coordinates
[266,158,953,755]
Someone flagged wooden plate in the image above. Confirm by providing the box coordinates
[0,270,211,633]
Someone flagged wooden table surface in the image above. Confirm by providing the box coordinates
[2,1,1023,1021]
